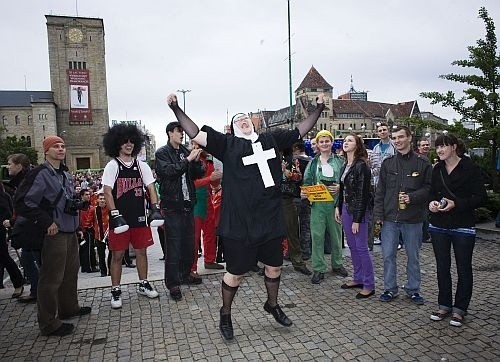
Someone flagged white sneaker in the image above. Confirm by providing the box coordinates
[111,288,122,309]
[373,237,381,245]
[138,281,159,299]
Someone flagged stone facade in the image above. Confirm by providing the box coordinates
[0,91,57,164]
[46,15,110,171]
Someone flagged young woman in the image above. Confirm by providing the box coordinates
[428,133,487,327]
[335,134,375,298]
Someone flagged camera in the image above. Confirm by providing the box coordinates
[64,198,90,215]
[438,198,448,209]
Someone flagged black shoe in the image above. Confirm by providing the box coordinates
[219,309,234,340]
[159,256,165,261]
[294,265,312,276]
[125,263,136,268]
[48,323,74,336]
[332,266,348,277]
[18,295,37,303]
[100,272,107,277]
[183,272,203,285]
[302,255,311,261]
[341,283,363,289]
[263,301,292,327]
[356,290,375,299]
[60,306,92,319]
[88,267,99,273]
[169,286,182,301]
[311,272,324,284]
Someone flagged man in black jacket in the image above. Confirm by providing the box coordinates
[373,126,431,305]
[155,122,203,301]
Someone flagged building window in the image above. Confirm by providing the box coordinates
[69,62,72,69]
[26,136,31,147]
[15,115,20,125]
[83,62,86,69]
[28,115,32,125]
[78,61,82,69]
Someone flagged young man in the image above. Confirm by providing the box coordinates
[15,136,90,336]
[368,122,396,248]
[373,126,431,305]
[417,138,431,157]
[102,124,163,309]
[166,92,325,340]
[90,192,110,277]
[155,122,203,301]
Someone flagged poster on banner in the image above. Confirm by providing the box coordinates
[67,69,92,123]
[300,184,333,202]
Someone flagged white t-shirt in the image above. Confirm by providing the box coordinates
[102,158,155,188]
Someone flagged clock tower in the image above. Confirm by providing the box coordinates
[46,15,109,170]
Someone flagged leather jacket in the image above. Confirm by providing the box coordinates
[155,142,202,210]
[337,159,371,223]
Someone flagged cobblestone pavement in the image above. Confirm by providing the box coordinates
[0,235,499,361]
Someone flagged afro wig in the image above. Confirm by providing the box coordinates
[102,123,145,158]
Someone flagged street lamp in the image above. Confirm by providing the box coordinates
[176,89,191,112]
[287,0,293,129]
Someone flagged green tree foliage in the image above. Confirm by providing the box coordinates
[420,7,500,168]
[0,135,38,166]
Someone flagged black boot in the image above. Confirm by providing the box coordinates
[264,301,292,327]
[219,308,234,340]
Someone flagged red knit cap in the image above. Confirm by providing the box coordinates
[43,136,64,153]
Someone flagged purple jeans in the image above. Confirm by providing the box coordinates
[341,204,375,290]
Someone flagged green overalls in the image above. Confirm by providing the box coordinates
[303,154,344,272]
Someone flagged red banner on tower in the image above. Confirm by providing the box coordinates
[67,69,92,124]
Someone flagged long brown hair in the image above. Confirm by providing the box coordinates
[342,133,368,163]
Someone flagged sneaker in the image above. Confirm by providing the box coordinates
[379,290,398,302]
[111,288,122,309]
[449,314,464,327]
[430,310,451,321]
[373,238,382,245]
[409,293,425,305]
[332,266,348,277]
[138,281,159,298]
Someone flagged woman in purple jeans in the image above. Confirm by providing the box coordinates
[335,134,375,298]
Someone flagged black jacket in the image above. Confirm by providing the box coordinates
[155,142,202,210]
[337,159,371,223]
[373,150,431,223]
[429,157,487,229]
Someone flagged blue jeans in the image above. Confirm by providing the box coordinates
[430,230,475,316]
[381,221,422,295]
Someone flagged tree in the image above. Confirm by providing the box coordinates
[0,135,38,166]
[420,7,500,168]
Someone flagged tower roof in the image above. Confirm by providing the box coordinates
[296,66,332,92]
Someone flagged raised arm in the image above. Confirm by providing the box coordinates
[296,93,326,138]
[167,94,207,147]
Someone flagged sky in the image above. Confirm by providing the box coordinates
[1,0,499,146]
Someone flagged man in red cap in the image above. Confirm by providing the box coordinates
[15,135,91,336]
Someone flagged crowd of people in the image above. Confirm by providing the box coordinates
[0,93,488,338]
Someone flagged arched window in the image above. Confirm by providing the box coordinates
[27,115,32,125]
[26,136,32,147]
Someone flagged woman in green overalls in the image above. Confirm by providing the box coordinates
[302,130,347,284]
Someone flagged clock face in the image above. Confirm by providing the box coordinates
[68,28,83,42]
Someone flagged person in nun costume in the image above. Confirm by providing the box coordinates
[166,92,325,340]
